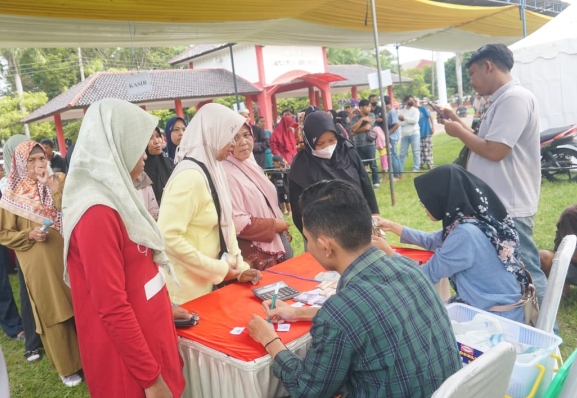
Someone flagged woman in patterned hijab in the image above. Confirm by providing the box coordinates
[0,141,82,387]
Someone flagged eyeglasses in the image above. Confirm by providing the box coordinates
[232,132,253,145]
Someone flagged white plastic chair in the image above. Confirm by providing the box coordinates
[0,345,10,398]
[431,342,516,398]
[536,234,577,334]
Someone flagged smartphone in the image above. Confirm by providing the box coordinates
[429,103,448,119]
[372,218,385,238]
[174,313,200,328]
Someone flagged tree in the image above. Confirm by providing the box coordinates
[0,46,187,100]
[327,47,395,70]
[0,92,54,141]
[393,68,431,100]
[444,52,473,99]
[0,48,45,136]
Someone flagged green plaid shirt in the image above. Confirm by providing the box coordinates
[273,246,461,398]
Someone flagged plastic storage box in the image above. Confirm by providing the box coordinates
[446,303,562,398]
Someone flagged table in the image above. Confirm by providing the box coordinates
[178,247,438,398]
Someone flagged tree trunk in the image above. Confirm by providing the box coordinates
[8,54,30,137]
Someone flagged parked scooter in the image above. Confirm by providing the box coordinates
[541,124,577,182]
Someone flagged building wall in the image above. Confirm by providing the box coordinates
[262,46,325,85]
[193,44,259,83]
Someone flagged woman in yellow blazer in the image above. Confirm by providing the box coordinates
[158,104,261,304]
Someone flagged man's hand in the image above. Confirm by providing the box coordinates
[262,299,298,323]
[438,107,459,123]
[443,121,464,137]
[239,269,262,284]
[247,314,277,346]
[398,114,405,121]
[145,375,173,398]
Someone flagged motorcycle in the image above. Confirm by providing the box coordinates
[541,124,577,182]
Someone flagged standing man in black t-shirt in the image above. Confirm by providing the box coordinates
[40,139,68,174]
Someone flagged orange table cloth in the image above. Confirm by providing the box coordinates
[178,247,433,362]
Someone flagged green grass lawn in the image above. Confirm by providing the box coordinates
[1,132,576,397]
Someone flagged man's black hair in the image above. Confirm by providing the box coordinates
[40,138,55,148]
[384,96,391,105]
[358,99,370,107]
[402,95,413,103]
[282,108,293,115]
[255,116,264,123]
[368,94,378,100]
[300,180,372,251]
[465,43,514,72]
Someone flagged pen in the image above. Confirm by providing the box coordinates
[267,282,280,323]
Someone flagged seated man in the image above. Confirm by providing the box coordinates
[247,180,461,398]
[540,204,577,297]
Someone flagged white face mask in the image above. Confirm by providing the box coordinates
[312,143,337,160]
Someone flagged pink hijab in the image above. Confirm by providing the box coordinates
[224,135,285,258]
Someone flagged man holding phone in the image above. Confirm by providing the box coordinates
[436,43,545,305]
[350,99,380,188]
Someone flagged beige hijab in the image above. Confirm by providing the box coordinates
[168,103,245,251]
[62,98,176,285]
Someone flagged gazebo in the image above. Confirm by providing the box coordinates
[21,69,262,155]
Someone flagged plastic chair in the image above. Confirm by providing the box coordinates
[0,345,10,398]
[431,342,516,398]
[536,234,577,334]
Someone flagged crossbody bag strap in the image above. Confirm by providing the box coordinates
[184,157,228,255]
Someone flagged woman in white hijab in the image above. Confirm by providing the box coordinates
[62,98,185,398]
[158,103,262,304]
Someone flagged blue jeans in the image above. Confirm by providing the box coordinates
[514,216,547,306]
[356,144,380,185]
[400,134,421,172]
[389,138,403,178]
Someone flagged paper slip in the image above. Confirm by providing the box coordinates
[291,302,305,307]
[277,324,291,332]
[230,327,245,335]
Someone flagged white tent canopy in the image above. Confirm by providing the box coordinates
[510,5,577,130]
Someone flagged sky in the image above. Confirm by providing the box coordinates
[384,45,455,64]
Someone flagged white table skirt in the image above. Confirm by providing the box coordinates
[179,333,312,398]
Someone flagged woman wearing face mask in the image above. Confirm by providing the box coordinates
[288,111,379,235]
[223,126,293,270]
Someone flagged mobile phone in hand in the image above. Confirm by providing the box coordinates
[429,103,448,120]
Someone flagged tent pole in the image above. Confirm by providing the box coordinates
[229,44,240,109]
[395,44,404,101]
[521,0,527,37]
[370,0,396,206]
